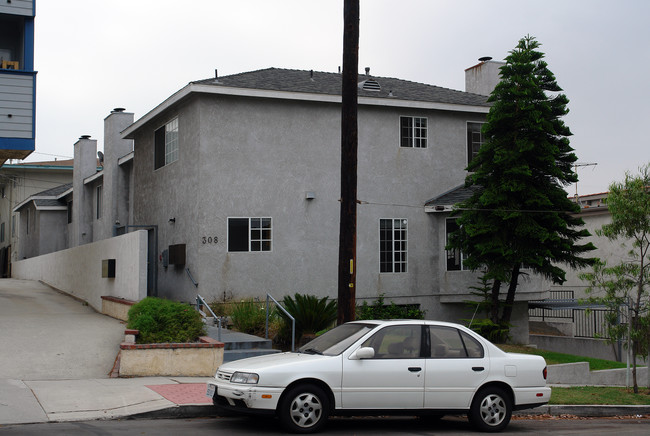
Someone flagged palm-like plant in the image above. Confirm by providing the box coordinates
[277,294,338,343]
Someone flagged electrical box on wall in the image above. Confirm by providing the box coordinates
[102,259,116,278]
[168,244,186,265]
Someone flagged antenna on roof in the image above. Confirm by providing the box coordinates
[97,151,104,166]
[479,56,492,62]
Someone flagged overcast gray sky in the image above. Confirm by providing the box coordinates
[27,0,649,195]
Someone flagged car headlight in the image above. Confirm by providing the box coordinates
[230,371,259,384]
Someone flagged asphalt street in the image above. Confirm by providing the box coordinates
[0,416,649,435]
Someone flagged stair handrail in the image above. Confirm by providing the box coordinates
[196,294,223,342]
[267,294,295,352]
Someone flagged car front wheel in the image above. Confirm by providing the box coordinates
[278,384,329,433]
[468,386,512,432]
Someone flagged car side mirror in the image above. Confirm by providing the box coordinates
[350,347,375,360]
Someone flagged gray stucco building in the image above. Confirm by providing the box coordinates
[121,65,547,333]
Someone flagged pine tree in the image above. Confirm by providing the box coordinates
[448,35,596,325]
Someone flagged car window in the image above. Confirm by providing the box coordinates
[429,326,484,359]
[460,330,484,358]
[298,323,374,356]
[360,325,421,359]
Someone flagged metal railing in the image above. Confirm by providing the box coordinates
[528,290,575,321]
[196,294,223,342]
[574,308,612,339]
[266,294,295,352]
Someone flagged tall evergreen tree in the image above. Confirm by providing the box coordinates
[448,35,596,325]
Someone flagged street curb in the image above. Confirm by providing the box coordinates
[129,404,650,421]
[128,405,218,420]
[516,405,650,417]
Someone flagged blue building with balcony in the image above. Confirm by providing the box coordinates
[0,0,35,166]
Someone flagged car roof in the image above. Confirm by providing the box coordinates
[348,319,468,329]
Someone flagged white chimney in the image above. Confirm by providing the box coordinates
[465,57,505,96]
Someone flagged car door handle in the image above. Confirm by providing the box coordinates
[472,366,485,372]
[408,367,422,372]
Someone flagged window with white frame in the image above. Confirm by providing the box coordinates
[228,217,272,252]
[154,118,179,170]
[400,116,427,148]
[96,185,103,219]
[446,218,467,271]
[380,218,407,273]
[467,122,485,166]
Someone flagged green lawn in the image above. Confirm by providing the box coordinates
[550,386,650,405]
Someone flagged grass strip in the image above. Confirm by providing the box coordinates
[550,386,650,405]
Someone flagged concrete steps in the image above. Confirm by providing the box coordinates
[205,325,282,362]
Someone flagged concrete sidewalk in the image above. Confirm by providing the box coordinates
[0,377,216,425]
[0,279,217,425]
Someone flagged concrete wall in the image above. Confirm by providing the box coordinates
[530,334,619,361]
[12,230,148,311]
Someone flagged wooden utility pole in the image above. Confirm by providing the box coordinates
[337,0,359,325]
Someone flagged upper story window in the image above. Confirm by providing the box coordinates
[400,116,427,148]
[467,122,485,166]
[380,218,407,273]
[446,218,467,271]
[228,217,272,252]
[96,185,103,220]
[154,118,179,170]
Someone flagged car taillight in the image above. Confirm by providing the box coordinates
[543,366,547,380]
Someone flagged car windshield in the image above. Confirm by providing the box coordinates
[298,323,375,356]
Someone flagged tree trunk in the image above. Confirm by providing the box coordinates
[500,263,521,325]
[337,0,359,325]
[490,279,501,324]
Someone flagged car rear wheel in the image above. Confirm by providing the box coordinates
[278,384,329,433]
[468,386,512,432]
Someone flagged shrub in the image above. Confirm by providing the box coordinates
[277,294,338,345]
[127,297,205,344]
[465,318,511,343]
[356,294,425,320]
[230,299,270,336]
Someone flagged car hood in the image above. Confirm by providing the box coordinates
[218,351,334,373]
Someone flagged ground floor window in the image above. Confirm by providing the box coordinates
[228,217,272,252]
[446,218,467,271]
[380,218,407,273]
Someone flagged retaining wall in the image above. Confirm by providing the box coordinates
[11,231,148,312]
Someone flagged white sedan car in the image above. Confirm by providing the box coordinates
[206,320,550,433]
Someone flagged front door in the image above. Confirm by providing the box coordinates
[341,324,424,409]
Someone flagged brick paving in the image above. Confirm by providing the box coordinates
[146,383,212,405]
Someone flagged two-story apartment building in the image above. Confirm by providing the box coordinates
[120,65,547,336]
[0,0,36,165]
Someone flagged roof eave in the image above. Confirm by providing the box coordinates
[122,83,490,139]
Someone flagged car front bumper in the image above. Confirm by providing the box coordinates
[207,380,284,414]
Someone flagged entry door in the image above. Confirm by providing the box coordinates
[341,324,424,409]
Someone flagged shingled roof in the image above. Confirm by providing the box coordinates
[13,183,72,211]
[192,68,490,107]
[425,184,481,212]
